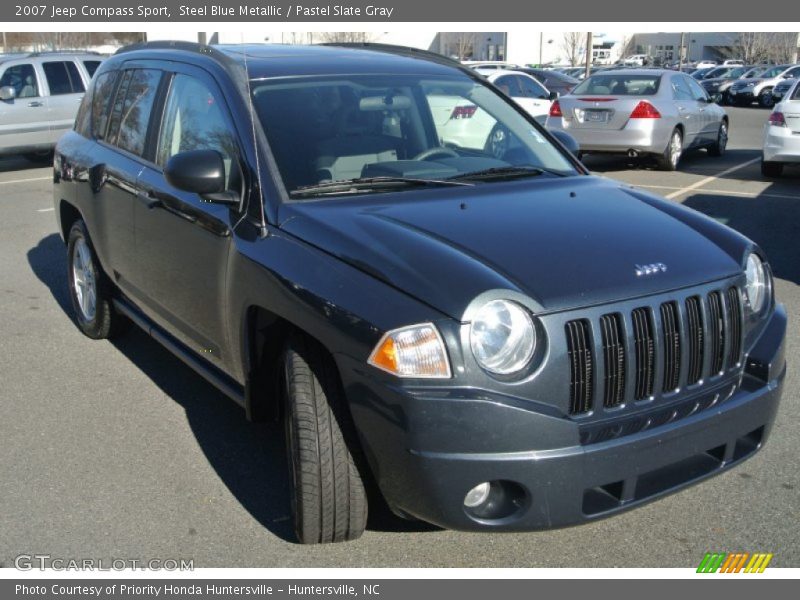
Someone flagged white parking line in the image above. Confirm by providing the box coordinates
[663,158,761,199]
[37,207,55,212]
[0,176,51,186]
[637,184,800,201]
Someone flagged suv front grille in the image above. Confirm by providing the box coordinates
[566,286,743,417]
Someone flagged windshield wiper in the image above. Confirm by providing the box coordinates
[448,165,570,182]
[290,175,474,198]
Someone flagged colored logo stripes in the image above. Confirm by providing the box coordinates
[697,552,773,573]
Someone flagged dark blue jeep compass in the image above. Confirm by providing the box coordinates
[53,42,786,544]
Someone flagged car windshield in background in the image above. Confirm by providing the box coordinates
[251,74,577,198]
[571,74,661,96]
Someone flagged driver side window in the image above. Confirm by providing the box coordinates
[156,74,239,190]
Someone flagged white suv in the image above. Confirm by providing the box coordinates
[0,51,103,160]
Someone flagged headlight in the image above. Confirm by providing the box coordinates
[744,253,767,313]
[368,323,451,378]
[470,300,535,375]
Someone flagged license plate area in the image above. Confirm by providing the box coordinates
[576,108,611,124]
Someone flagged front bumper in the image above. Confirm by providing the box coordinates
[729,89,756,102]
[340,304,786,531]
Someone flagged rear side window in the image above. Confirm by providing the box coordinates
[0,63,39,98]
[671,76,693,101]
[518,75,548,99]
[110,69,161,157]
[573,74,661,96]
[43,61,86,95]
[83,60,102,78]
[494,75,522,97]
[90,71,119,140]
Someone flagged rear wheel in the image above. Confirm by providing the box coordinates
[657,128,683,171]
[708,121,728,157]
[66,220,128,339]
[758,89,774,108]
[761,158,783,178]
[282,333,368,544]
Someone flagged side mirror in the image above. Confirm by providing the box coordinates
[0,86,17,101]
[164,149,238,205]
[549,90,559,101]
[550,130,581,155]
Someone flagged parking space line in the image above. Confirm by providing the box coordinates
[636,184,799,201]
[37,207,55,212]
[663,158,761,200]
[0,176,51,186]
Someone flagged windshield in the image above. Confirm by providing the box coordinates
[251,74,577,197]
[572,74,661,96]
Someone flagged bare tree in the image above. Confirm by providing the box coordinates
[449,32,477,60]
[561,32,583,66]
[766,32,799,64]
[317,32,374,44]
[737,32,771,64]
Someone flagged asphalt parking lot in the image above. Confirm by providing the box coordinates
[0,105,797,568]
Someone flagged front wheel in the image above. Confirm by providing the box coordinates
[282,333,368,544]
[758,89,774,108]
[708,121,728,157]
[657,128,683,171]
[66,220,128,339]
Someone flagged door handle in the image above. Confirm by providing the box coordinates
[136,189,161,209]
[27,101,44,107]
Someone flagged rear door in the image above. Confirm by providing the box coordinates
[685,75,716,141]
[0,61,49,150]
[671,75,701,144]
[135,67,245,369]
[516,74,552,122]
[41,60,87,144]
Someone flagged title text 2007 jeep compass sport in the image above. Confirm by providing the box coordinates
[54,42,786,544]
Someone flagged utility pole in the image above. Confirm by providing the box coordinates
[678,32,686,69]
[539,32,543,67]
[198,32,207,45]
[585,32,593,78]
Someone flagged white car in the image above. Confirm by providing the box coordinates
[695,60,718,69]
[476,69,556,122]
[722,59,745,66]
[622,54,649,66]
[462,61,519,71]
[426,70,555,156]
[762,78,800,177]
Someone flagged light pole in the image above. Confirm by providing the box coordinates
[585,32,593,79]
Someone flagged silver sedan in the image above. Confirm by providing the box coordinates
[546,69,729,170]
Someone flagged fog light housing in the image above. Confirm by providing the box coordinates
[464,482,491,508]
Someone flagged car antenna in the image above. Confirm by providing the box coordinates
[241,35,269,239]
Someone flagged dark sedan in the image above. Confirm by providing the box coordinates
[514,66,579,96]
[54,42,786,544]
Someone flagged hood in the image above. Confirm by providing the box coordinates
[735,77,766,85]
[279,177,746,320]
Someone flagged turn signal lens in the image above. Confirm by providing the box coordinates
[368,324,451,378]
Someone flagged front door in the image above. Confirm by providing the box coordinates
[0,62,50,150]
[134,70,245,369]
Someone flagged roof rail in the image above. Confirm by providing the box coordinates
[320,42,467,70]
[114,40,220,56]
[26,50,104,57]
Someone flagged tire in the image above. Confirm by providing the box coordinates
[761,159,783,178]
[758,89,774,108]
[708,121,728,157]
[484,123,510,159]
[66,220,128,339]
[282,333,368,544]
[657,128,683,171]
